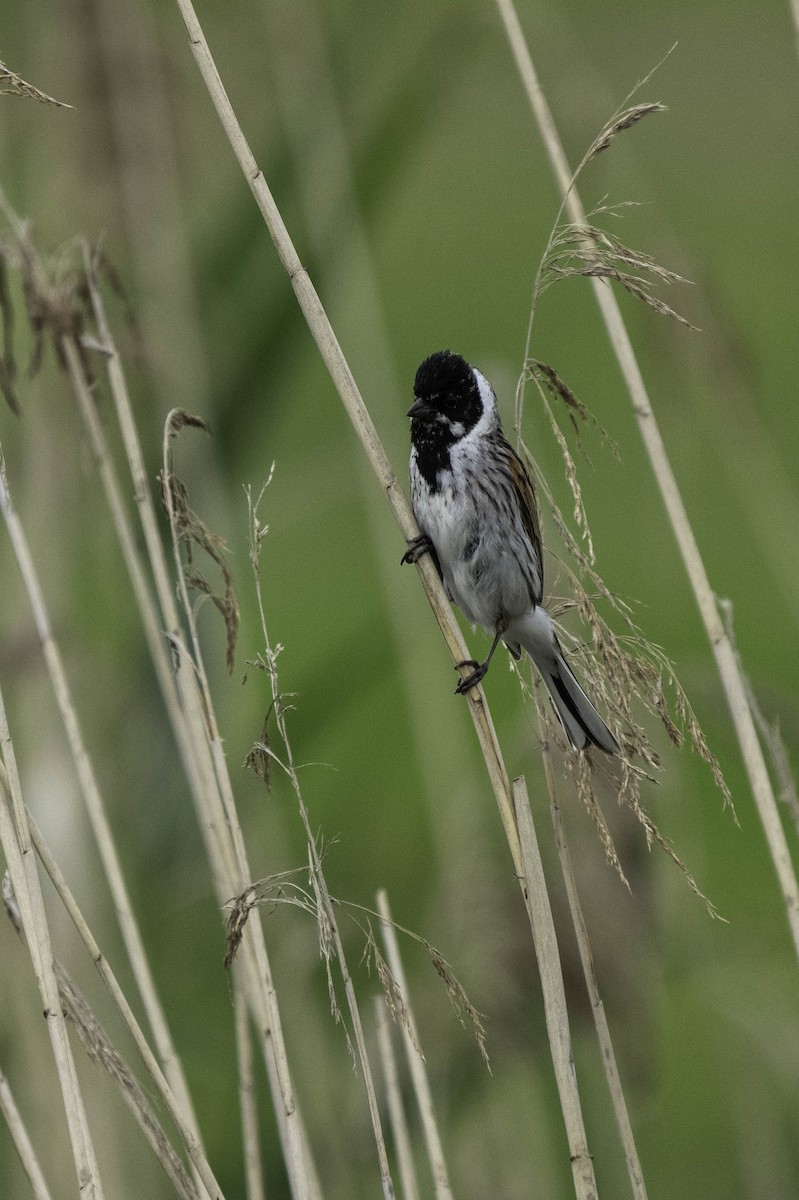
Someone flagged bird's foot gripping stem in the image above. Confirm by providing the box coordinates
[454,658,488,694]
[401,534,434,565]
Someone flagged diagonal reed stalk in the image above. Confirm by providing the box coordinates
[494,0,799,962]
[170,6,618,1195]
[23,804,225,1200]
[511,778,597,1200]
[0,525,104,1200]
[538,714,647,1199]
[373,996,422,1200]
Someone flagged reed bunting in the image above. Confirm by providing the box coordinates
[403,350,619,754]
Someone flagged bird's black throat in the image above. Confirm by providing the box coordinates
[410,420,456,491]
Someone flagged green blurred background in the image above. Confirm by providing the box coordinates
[1,0,799,1196]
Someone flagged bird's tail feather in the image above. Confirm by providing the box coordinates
[538,654,619,755]
[509,607,619,755]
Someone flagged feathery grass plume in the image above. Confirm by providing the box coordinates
[538,210,697,331]
[0,58,71,107]
[506,76,734,904]
[224,864,489,1066]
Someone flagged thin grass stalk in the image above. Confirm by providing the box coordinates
[247,493,396,1200]
[170,0,525,878]
[23,805,226,1200]
[495,0,799,961]
[159,425,316,1200]
[538,719,647,1199]
[0,1065,55,1200]
[374,996,422,1200]
[234,983,266,1200]
[511,777,597,1200]
[376,891,454,1200]
[0,754,103,1200]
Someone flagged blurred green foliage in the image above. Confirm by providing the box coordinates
[1,0,798,1197]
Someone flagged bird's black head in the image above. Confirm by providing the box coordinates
[408,351,494,489]
[407,350,483,442]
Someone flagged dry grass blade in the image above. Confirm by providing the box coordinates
[53,970,196,1200]
[0,58,72,107]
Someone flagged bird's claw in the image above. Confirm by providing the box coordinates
[401,534,433,566]
[454,659,487,694]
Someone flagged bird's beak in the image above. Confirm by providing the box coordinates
[407,395,434,420]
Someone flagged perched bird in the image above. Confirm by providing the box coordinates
[403,349,619,755]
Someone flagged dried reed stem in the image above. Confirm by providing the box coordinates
[24,806,225,1200]
[374,997,422,1200]
[539,725,647,1199]
[234,984,266,1200]
[495,0,799,960]
[377,890,454,1200]
[0,1065,54,1200]
[0,512,104,1200]
[511,777,597,1200]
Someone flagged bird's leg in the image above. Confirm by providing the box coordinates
[455,622,507,695]
[401,534,434,565]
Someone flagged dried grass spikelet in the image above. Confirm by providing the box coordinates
[159,411,239,673]
[0,206,91,411]
[0,58,72,107]
[586,102,666,160]
[224,871,490,1065]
